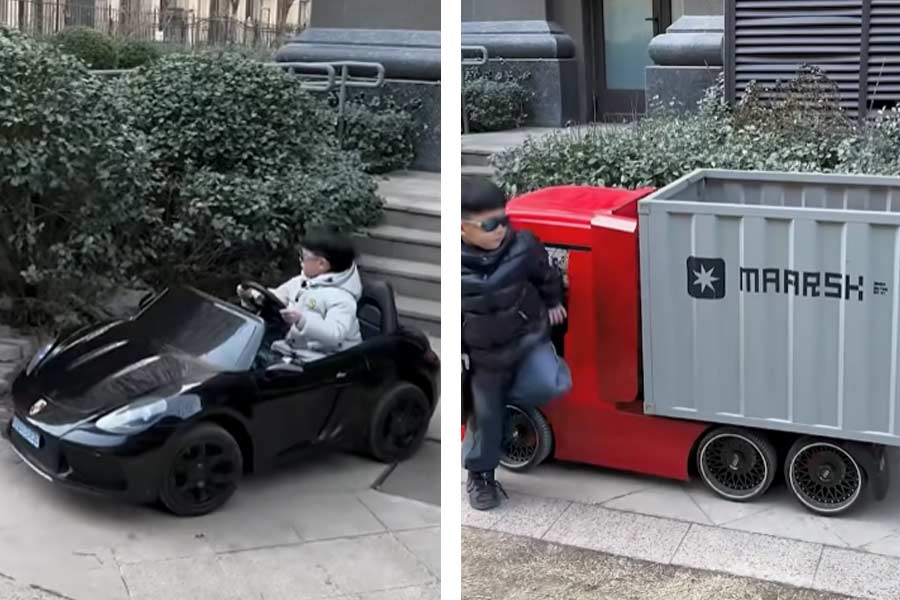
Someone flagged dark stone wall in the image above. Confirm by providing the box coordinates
[312,0,439,30]
[462,0,549,21]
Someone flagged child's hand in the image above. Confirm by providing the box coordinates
[280,308,303,325]
[548,304,567,326]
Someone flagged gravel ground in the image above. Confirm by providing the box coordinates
[462,527,859,600]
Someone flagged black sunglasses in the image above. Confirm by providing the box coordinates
[466,215,510,232]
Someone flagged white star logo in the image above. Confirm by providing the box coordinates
[692,264,719,294]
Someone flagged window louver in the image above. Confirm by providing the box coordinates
[726,0,900,116]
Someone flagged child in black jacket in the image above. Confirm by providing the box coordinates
[461,175,568,510]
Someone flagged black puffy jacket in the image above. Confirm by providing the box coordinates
[462,229,563,370]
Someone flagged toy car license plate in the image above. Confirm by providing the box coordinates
[11,417,41,448]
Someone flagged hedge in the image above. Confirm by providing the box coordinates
[493,69,900,198]
[0,36,383,328]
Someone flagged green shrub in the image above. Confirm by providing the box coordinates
[124,52,333,177]
[116,39,161,69]
[122,52,382,287]
[52,27,118,69]
[463,72,531,132]
[492,69,882,198]
[0,29,154,328]
[339,97,419,174]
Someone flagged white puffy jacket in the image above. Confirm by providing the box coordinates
[257,264,363,362]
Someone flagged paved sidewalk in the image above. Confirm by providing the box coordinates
[0,442,439,600]
[462,448,900,600]
[463,527,856,600]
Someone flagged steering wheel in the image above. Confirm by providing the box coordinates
[240,281,286,323]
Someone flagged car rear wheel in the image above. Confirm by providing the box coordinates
[368,382,430,463]
[500,405,553,472]
[785,437,865,516]
[697,427,777,502]
[158,423,243,517]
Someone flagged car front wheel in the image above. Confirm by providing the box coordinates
[158,423,243,517]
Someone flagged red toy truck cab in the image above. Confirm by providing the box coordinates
[504,185,708,482]
[466,179,891,516]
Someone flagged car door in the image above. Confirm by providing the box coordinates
[253,352,367,461]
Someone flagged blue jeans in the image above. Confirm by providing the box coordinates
[463,342,572,473]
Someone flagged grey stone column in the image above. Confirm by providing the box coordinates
[645,15,724,113]
[461,10,579,128]
[275,0,440,171]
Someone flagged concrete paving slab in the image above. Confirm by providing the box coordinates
[375,440,440,506]
[492,462,653,505]
[307,533,435,594]
[122,555,241,600]
[358,583,440,600]
[0,551,127,600]
[815,547,900,600]
[543,501,690,564]
[357,489,440,531]
[395,527,441,579]
[684,480,785,526]
[0,577,81,600]
[491,493,571,539]
[189,506,303,553]
[111,526,216,565]
[672,524,822,589]
[861,531,900,558]
[721,507,850,547]
[286,493,386,541]
[603,480,714,525]
[0,432,439,599]
[218,544,349,599]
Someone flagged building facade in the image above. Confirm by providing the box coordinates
[463,0,724,124]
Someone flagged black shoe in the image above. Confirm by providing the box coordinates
[467,470,508,511]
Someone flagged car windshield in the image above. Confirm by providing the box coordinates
[133,287,263,371]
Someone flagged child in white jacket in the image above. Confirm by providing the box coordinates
[238,228,363,363]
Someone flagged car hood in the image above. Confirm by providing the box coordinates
[28,325,221,417]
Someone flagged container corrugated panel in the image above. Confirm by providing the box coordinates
[638,169,900,447]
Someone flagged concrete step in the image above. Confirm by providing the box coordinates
[376,171,441,203]
[358,255,440,302]
[461,164,494,178]
[462,150,491,167]
[382,196,440,233]
[396,295,440,338]
[355,225,441,266]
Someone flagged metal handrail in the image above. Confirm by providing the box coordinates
[461,45,489,66]
[461,46,489,134]
[267,60,386,140]
[266,61,337,92]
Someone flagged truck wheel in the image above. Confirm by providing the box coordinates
[785,437,865,516]
[500,405,552,472]
[697,427,777,502]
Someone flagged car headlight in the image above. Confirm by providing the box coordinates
[25,341,55,375]
[95,397,169,434]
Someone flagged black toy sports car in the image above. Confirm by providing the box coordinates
[6,281,439,516]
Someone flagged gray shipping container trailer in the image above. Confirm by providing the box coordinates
[639,169,900,447]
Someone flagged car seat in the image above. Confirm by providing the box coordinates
[357,280,399,340]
